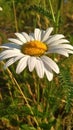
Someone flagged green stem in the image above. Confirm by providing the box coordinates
[55,0,63,33]
[37,80,40,104]
[12,0,18,32]
[48,0,56,23]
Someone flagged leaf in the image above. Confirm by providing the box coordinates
[20,124,37,130]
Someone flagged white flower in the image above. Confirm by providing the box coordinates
[0,27,73,81]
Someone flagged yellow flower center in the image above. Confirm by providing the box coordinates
[21,40,48,56]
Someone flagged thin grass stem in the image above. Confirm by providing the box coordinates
[12,0,18,32]
[55,0,63,33]
[48,0,56,23]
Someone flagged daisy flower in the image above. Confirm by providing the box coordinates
[0,27,73,81]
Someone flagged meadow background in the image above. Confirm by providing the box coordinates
[0,0,73,130]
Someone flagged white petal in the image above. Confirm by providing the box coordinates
[41,56,59,74]
[8,38,23,45]
[27,57,36,72]
[42,61,53,81]
[49,44,73,50]
[0,43,20,49]
[16,56,29,74]
[22,32,30,42]
[0,45,10,49]
[0,50,21,60]
[35,58,44,78]
[4,55,24,69]
[34,28,42,40]
[44,68,53,81]
[48,49,69,57]
[29,33,34,41]
[4,58,15,68]
[15,33,27,43]
[66,49,73,54]
[42,27,53,42]
[48,39,69,46]
[47,34,65,44]
[41,30,45,38]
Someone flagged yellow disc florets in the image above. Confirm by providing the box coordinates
[21,40,48,56]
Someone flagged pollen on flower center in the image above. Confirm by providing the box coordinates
[21,40,48,56]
